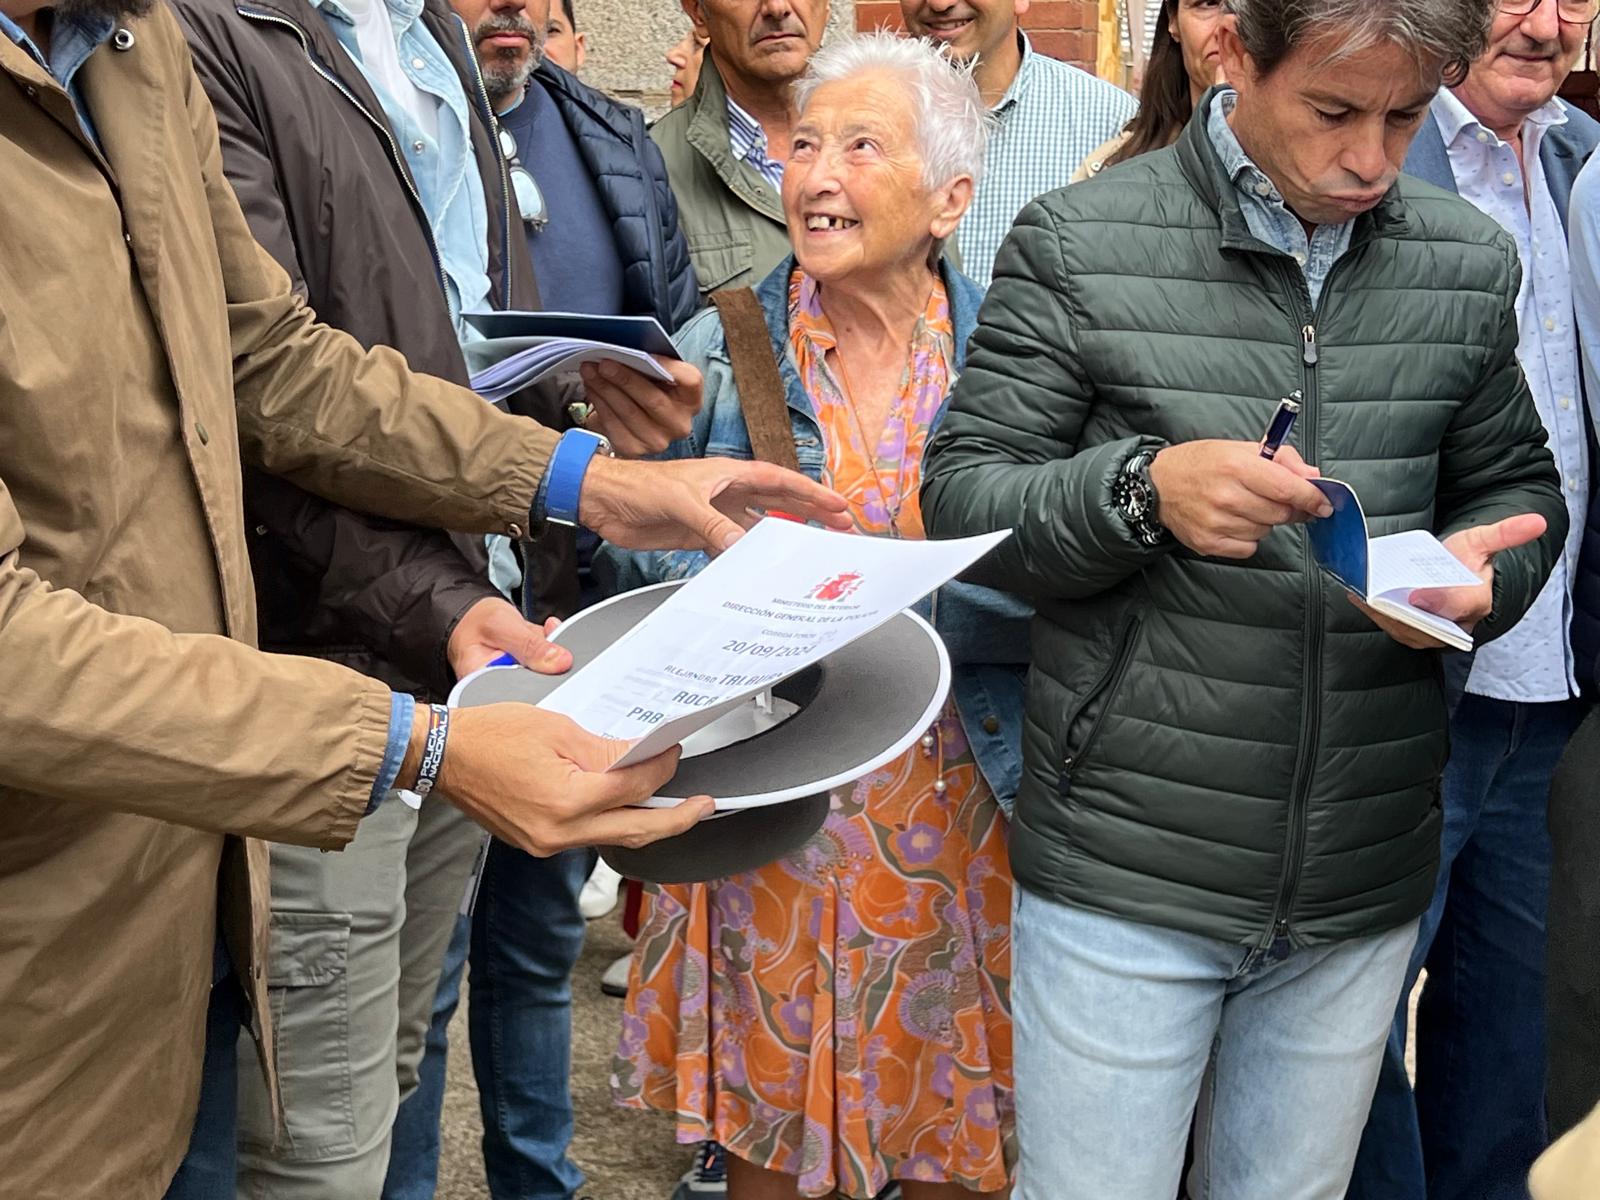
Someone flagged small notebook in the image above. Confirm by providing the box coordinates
[1308,479,1481,652]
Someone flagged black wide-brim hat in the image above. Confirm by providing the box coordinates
[450,583,950,883]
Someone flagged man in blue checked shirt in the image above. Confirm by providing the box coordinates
[898,0,1137,288]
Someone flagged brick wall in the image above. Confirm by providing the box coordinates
[854,1,1100,72]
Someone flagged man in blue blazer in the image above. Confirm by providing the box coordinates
[1352,4,1600,1199]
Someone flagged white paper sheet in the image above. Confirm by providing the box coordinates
[1368,529,1482,597]
[536,519,1011,768]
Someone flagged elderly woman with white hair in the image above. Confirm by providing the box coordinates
[604,31,1022,1200]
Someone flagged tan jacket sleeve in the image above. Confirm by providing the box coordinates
[183,31,559,536]
[0,474,388,848]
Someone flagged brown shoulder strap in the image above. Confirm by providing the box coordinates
[710,287,801,473]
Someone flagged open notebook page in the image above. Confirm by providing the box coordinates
[1366,530,1480,649]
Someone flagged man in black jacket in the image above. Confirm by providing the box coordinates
[169,0,704,1193]
[379,2,701,1196]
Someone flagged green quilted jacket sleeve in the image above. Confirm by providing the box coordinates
[1432,238,1567,646]
[922,201,1170,599]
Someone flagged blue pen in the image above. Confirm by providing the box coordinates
[486,653,518,668]
[1258,395,1302,461]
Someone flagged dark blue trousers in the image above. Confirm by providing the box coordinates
[1349,694,1584,1200]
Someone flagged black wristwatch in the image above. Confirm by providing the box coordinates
[1114,449,1172,547]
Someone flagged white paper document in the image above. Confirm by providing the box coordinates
[536,519,1011,768]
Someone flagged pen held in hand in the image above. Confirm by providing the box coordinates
[1258,395,1302,461]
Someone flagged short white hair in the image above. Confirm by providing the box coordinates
[791,31,992,192]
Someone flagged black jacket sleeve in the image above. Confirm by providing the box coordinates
[922,202,1172,600]
[177,3,502,696]
[643,126,700,331]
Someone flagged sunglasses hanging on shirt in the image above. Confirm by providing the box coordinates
[498,126,548,233]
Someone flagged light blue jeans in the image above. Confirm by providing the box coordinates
[1013,889,1418,1200]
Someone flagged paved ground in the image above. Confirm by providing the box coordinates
[435,913,687,1200]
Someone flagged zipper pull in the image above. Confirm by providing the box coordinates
[1301,324,1318,365]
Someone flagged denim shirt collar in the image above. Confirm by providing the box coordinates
[1,6,114,140]
[0,7,113,81]
[1207,88,1288,211]
[748,254,984,438]
[314,0,423,33]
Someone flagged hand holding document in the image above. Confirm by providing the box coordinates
[461,310,680,403]
[1308,479,1485,652]
[533,519,1011,775]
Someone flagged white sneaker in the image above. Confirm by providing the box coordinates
[579,859,623,920]
[600,950,631,998]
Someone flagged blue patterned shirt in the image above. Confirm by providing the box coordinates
[1206,89,1354,309]
[726,94,786,190]
[959,33,1137,288]
[1435,88,1588,701]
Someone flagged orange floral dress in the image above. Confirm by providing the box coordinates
[611,270,1015,1198]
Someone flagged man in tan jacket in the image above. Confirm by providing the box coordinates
[0,0,845,1194]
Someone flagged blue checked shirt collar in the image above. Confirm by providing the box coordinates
[1206,88,1355,309]
[991,30,1037,115]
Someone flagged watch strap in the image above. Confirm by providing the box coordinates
[1115,449,1170,547]
[546,428,608,526]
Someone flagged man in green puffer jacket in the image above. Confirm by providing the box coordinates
[921,1,1568,1197]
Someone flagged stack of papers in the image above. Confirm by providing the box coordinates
[1309,480,1482,652]
[534,519,1012,771]
[461,310,679,403]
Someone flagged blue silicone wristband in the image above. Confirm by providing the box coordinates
[545,428,606,525]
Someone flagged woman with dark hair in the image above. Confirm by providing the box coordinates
[1074,0,1227,180]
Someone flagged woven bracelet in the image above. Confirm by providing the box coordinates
[414,703,450,799]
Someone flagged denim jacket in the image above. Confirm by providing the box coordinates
[596,256,1032,811]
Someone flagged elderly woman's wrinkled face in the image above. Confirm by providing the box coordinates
[783,71,969,284]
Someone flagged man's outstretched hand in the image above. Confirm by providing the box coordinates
[1351,513,1548,650]
[577,453,851,553]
